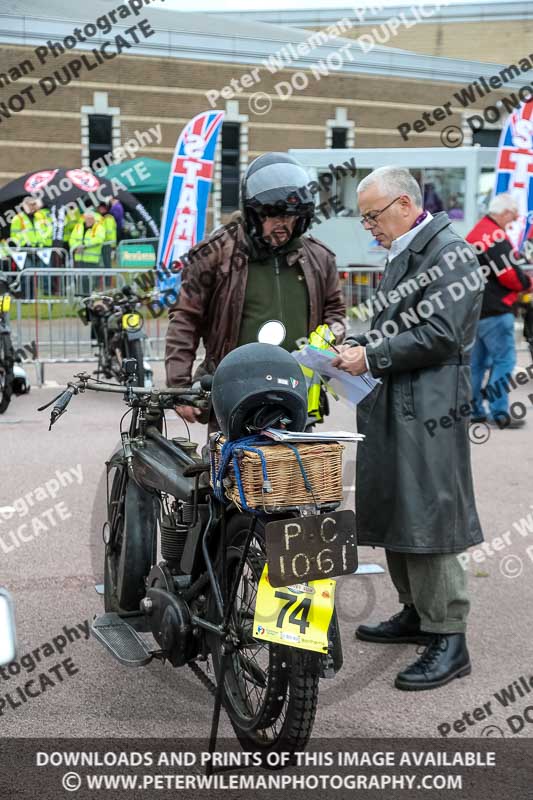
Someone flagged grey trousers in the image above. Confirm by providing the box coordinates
[386,549,470,634]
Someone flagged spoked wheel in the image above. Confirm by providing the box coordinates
[209,513,320,760]
[0,334,15,414]
[104,457,159,613]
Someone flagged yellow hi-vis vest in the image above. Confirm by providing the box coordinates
[10,212,38,247]
[301,324,338,422]
[102,213,117,247]
[34,208,53,247]
[69,220,106,264]
[63,208,81,242]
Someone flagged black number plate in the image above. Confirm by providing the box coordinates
[264,510,357,588]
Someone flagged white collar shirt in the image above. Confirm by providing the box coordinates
[387,211,434,262]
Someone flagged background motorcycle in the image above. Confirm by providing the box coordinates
[0,270,30,414]
[78,285,152,388]
[42,360,350,762]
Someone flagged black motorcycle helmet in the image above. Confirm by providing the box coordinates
[212,343,308,440]
[241,152,315,246]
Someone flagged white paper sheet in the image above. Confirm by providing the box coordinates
[263,428,364,442]
[293,345,380,405]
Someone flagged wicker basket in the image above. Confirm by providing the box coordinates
[211,436,344,512]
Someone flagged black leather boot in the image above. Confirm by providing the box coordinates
[394,633,471,691]
[356,604,433,645]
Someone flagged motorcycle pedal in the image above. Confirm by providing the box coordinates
[91,612,152,667]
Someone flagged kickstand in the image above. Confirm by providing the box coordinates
[205,514,257,776]
[206,650,229,777]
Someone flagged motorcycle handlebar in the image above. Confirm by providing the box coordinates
[49,388,75,428]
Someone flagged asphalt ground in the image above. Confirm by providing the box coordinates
[0,351,532,748]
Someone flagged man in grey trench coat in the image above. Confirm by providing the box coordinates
[332,166,484,691]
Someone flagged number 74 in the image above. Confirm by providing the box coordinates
[274,591,311,634]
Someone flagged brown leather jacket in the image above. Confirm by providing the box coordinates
[165,220,346,387]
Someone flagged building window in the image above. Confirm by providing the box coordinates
[88,114,113,170]
[221,122,241,212]
[331,127,348,148]
[472,129,501,147]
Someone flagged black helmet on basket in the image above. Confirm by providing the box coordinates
[241,152,315,243]
[211,343,308,440]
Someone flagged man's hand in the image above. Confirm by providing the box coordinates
[175,405,202,423]
[331,345,367,376]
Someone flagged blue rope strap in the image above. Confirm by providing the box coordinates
[280,442,313,493]
[212,435,274,510]
[212,435,317,512]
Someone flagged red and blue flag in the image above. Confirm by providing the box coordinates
[157,110,225,293]
[494,100,533,249]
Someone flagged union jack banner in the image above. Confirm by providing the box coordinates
[156,110,225,293]
[494,100,533,249]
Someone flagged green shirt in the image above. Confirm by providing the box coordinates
[237,237,309,351]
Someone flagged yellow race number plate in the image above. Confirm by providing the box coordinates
[253,564,335,653]
[0,295,11,313]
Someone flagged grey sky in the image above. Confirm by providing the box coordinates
[155,0,500,12]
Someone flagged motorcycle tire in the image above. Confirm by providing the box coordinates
[104,457,158,613]
[208,512,319,761]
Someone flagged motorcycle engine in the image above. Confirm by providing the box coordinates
[144,564,197,667]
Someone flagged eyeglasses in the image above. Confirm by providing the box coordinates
[359,196,402,226]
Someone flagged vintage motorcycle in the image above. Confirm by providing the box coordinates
[78,284,153,388]
[40,341,356,761]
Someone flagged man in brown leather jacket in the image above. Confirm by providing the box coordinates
[165,152,346,423]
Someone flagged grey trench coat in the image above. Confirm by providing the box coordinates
[347,213,484,554]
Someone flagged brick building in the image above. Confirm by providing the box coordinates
[0,0,530,224]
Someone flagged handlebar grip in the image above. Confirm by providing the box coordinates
[53,388,74,415]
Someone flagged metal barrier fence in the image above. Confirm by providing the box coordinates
[6,266,381,384]
[1,246,70,268]
[10,268,166,384]
[338,266,384,338]
[8,263,527,386]
[339,266,383,312]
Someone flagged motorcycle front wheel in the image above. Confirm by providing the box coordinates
[208,513,320,760]
[104,457,158,613]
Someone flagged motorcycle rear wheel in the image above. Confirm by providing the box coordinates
[209,513,320,760]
